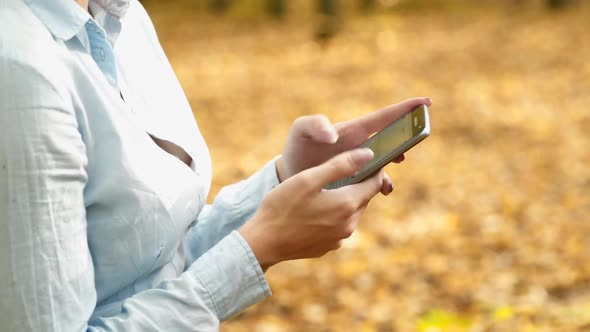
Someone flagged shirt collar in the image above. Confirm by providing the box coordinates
[24,0,130,41]
[93,0,130,18]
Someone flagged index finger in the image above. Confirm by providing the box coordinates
[337,97,432,138]
[301,148,374,191]
[331,169,385,209]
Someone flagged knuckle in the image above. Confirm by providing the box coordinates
[340,199,358,215]
[296,172,314,189]
[341,225,355,239]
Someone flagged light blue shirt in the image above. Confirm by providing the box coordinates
[0,0,278,330]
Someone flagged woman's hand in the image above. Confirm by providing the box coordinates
[239,148,384,271]
[276,97,432,194]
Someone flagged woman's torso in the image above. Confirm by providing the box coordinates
[9,0,213,317]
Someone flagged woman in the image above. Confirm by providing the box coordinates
[0,0,431,330]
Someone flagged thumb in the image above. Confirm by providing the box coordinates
[302,148,374,190]
[292,114,339,144]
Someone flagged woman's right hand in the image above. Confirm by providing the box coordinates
[239,148,385,271]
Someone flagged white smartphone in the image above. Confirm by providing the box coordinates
[326,104,430,189]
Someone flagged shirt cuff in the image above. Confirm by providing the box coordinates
[189,230,271,321]
[250,155,280,194]
[233,156,280,217]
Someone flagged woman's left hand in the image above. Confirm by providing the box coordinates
[276,97,432,195]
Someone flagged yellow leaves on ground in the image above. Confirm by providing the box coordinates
[146,2,590,331]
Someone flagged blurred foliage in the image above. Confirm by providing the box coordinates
[142,0,581,17]
[208,0,231,13]
[145,0,590,331]
[265,0,286,19]
[142,0,582,42]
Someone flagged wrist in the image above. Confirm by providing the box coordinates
[239,216,279,272]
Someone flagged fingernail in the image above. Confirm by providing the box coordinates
[426,97,432,104]
[388,183,394,193]
[319,128,338,143]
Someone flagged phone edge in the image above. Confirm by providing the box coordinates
[327,105,431,189]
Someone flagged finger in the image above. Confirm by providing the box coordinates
[337,97,432,138]
[302,148,374,190]
[380,172,394,195]
[392,153,405,164]
[292,114,338,144]
[336,169,384,207]
[358,97,431,134]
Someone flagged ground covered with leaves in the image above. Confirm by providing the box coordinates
[146,2,590,331]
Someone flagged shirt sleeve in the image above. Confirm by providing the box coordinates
[181,159,280,320]
[0,54,272,331]
[90,231,268,330]
[183,157,280,266]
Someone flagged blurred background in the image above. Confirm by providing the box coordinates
[141,0,590,331]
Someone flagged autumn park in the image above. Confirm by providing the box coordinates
[142,0,590,331]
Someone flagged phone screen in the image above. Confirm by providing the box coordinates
[359,112,414,164]
[325,104,429,189]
